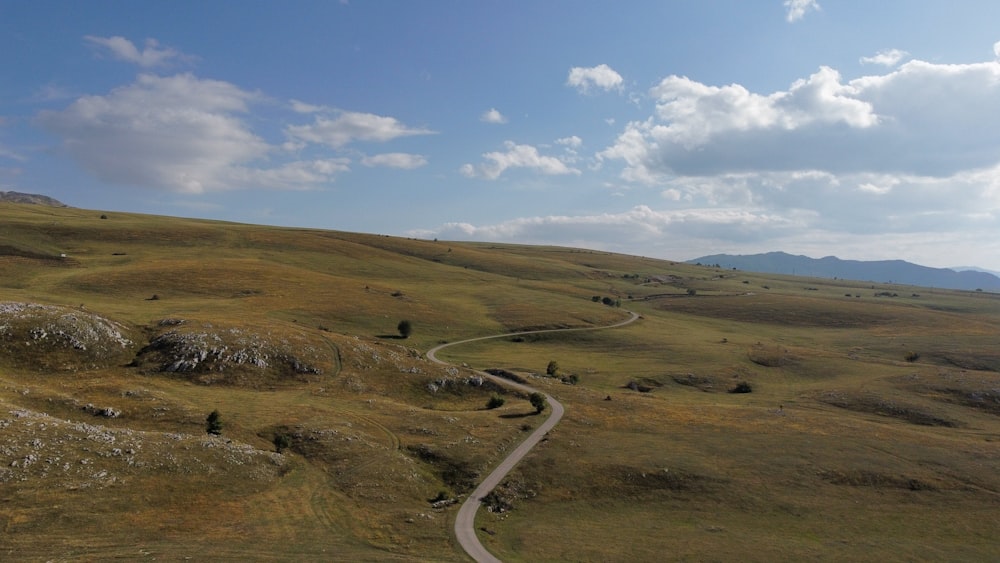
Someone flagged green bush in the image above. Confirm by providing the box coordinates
[729,381,753,394]
[486,395,506,409]
[397,319,412,338]
[273,433,292,453]
[206,410,223,435]
[529,392,547,414]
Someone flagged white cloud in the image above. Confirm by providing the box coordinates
[0,145,25,162]
[994,40,1000,60]
[412,204,809,254]
[600,57,1000,182]
[860,49,909,67]
[286,111,434,149]
[480,108,508,124]
[38,73,345,193]
[784,0,820,23]
[84,35,185,68]
[290,99,328,114]
[556,136,583,148]
[571,49,1000,266]
[459,163,476,178]
[361,152,428,169]
[567,64,624,94]
[462,141,581,180]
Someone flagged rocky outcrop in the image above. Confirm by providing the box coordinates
[132,320,331,387]
[0,302,135,371]
[0,191,67,207]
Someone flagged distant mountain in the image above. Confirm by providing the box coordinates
[0,191,67,207]
[688,251,1000,292]
[952,266,1000,278]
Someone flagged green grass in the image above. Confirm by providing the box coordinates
[2,202,1000,560]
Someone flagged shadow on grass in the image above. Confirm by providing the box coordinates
[376,334,406,340]
[499,411,540,419]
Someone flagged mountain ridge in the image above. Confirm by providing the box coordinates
[0,190,67,207]
[689,251,1000,291]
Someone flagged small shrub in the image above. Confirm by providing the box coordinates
[529,392,547,414]
[686,288,697,296]
[546,360,559,376]
[206,410,223,435]
[905,351,920,363]
[273,433,292,453]
[729,381,753,394]
[592,295,601,302]
[397,319,412,339]
[486,395,506,409]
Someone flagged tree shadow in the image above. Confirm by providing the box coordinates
[376,334,405,340]
[499,411,538,419]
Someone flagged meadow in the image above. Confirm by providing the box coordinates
[1,202,998,561]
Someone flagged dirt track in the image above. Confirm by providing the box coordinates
[427,311,639,562]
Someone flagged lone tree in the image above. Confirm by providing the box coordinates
[206,410,223,435]
[529,392,548,414]
[273,433,292,453]
[486,394,506,409]
[546,360,560,376]
[397,319,413,339]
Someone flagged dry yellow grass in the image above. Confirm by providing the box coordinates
[1,202,999,560]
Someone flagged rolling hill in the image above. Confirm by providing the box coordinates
[2,201,1000,561]
[690,251,1000,291]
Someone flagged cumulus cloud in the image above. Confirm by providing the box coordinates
[462,141,581,179]
[487,49,1000,267]
[38,73,346,193]
[361,152,428,169]
[286,111,434,149]
[599,57,1000,183]
[480,108,508,124]
[784,0,820,23]
[84,35,185,67]
[860,49,908,67]
[567,64,624,94]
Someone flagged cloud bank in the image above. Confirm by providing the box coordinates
[39,72,432,193]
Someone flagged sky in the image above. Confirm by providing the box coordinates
[3,1,1000,270]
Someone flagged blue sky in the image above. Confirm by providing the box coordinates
[3,1,1000,270]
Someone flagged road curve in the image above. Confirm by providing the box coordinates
[427,311,640,563]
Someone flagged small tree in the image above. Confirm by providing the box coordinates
[397,319,412,339]
[273,433,292,453]
[729,381,753,394]
[206,410,223,435]
[529,392,547,414]
[486,395,506,409]
[546,360,560,376]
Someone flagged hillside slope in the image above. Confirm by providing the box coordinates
[2,202,1000,561]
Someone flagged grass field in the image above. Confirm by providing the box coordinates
[1,202,998,561]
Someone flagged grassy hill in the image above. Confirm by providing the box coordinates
[2,202,999,561]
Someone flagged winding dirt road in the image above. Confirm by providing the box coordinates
[426,311,639,563]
